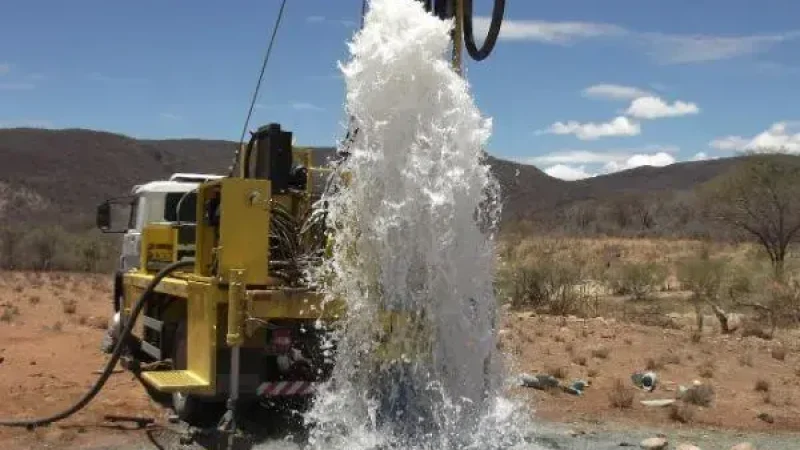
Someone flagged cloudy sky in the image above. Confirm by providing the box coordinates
[1,0,798,180]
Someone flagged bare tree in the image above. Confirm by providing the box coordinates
[700,152,800,279]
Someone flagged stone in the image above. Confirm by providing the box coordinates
[730,443,756,450]
[640,436,668,449]
[640,399,676,407]
[677,444,701,450]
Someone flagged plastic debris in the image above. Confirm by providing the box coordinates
[631,370,658,392]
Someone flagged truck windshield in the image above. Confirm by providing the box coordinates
[164,192,197,223]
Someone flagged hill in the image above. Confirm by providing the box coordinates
[0,126,752,234]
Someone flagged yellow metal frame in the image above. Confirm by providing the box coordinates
[122,158,344,395]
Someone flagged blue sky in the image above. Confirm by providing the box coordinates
[1,0,799,180]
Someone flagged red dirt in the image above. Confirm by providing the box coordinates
[500,311,800,433]
[1,271,799,449]
[0,271,167,449]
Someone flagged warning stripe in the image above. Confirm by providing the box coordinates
[257,381,317,397]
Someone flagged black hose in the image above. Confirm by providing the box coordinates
[420,0,505,62]
[462,0,505,61]
[0,259,195,429]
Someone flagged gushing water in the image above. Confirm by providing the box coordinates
[303,1,536,448]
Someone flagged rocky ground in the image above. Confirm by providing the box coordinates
[1,271,799,449]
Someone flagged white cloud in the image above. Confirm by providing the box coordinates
[642,31,800,64]
[542,116,640,140]
[291,102,324,112]
[532,147,680,180]
[475,17,800,64]
[0,82,35,91]
[306,15,357,27]
[159,112,182,121]
[582,84,651,100]
[625,96,699,119]
[0,63,10,75]
[473,17,626,44]
[710,121,800,153]
[544,164,594,181]
[691,152,709,161]
[603,152,676,173]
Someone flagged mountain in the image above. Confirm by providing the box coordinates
[0,127,748,232]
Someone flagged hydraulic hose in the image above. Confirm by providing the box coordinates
[461,0,505,61]
[421,0,505,62]
[0,259,195,429]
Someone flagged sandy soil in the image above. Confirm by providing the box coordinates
[500,311,800,433]
[1,271,799,449]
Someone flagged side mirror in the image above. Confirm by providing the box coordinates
[96,202,112,231]
[96,197,132,233]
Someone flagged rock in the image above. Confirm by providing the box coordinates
[567,429,585,437]
[730,443,756,450]
[640,399,676,407]
[520,373,559,390]
[640,436,668,449]
[756,412,774,423]
[677,445,701,450]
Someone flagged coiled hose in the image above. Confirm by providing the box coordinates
[423,0,505,61]
[0,259,195,429]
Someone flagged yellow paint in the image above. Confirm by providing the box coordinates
[216,178,271,285]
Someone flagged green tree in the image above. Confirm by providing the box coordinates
[700,152,800,279]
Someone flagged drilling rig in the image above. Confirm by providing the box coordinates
[1,0,504,446]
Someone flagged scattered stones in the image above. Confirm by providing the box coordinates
[640,436,668,449]
[730,443,756,450]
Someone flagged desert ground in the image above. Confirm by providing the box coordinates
[1,238,800,449]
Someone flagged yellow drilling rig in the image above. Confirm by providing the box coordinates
[0,0,504,445]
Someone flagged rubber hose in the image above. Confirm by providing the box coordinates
[0,259,195,428]
[462,0,505,61]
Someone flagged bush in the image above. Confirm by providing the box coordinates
[610,262,667,300]
[497,242,591,316]
[609,378,634,409]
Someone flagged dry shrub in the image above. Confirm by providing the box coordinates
[754,379,770,392]
[683,384,714,407]
[645,357,664,371]
[591,346,610,359]
[27,295,40,305]
[669,402,696,423]
[587,368,599,378]
[690,331,702,343]
[698,360,715,378]
[610,261,668,300]
[497,241,591,316]
[62,298,77,314]
[1,305,20,322]
[546,366,569,380]
[565,342,574,353]
[572,355,587,366]
[661,352,681,365]
[738,353,754,367]
[771,345,787,361]
[608,378,634,409]
[742,324,772,340]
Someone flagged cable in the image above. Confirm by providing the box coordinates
[229,0,290,177]
[0,259,195,429]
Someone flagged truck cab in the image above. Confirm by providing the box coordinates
[97,173,224,310]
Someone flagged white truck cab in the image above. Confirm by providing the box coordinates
[96,172,224,310]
